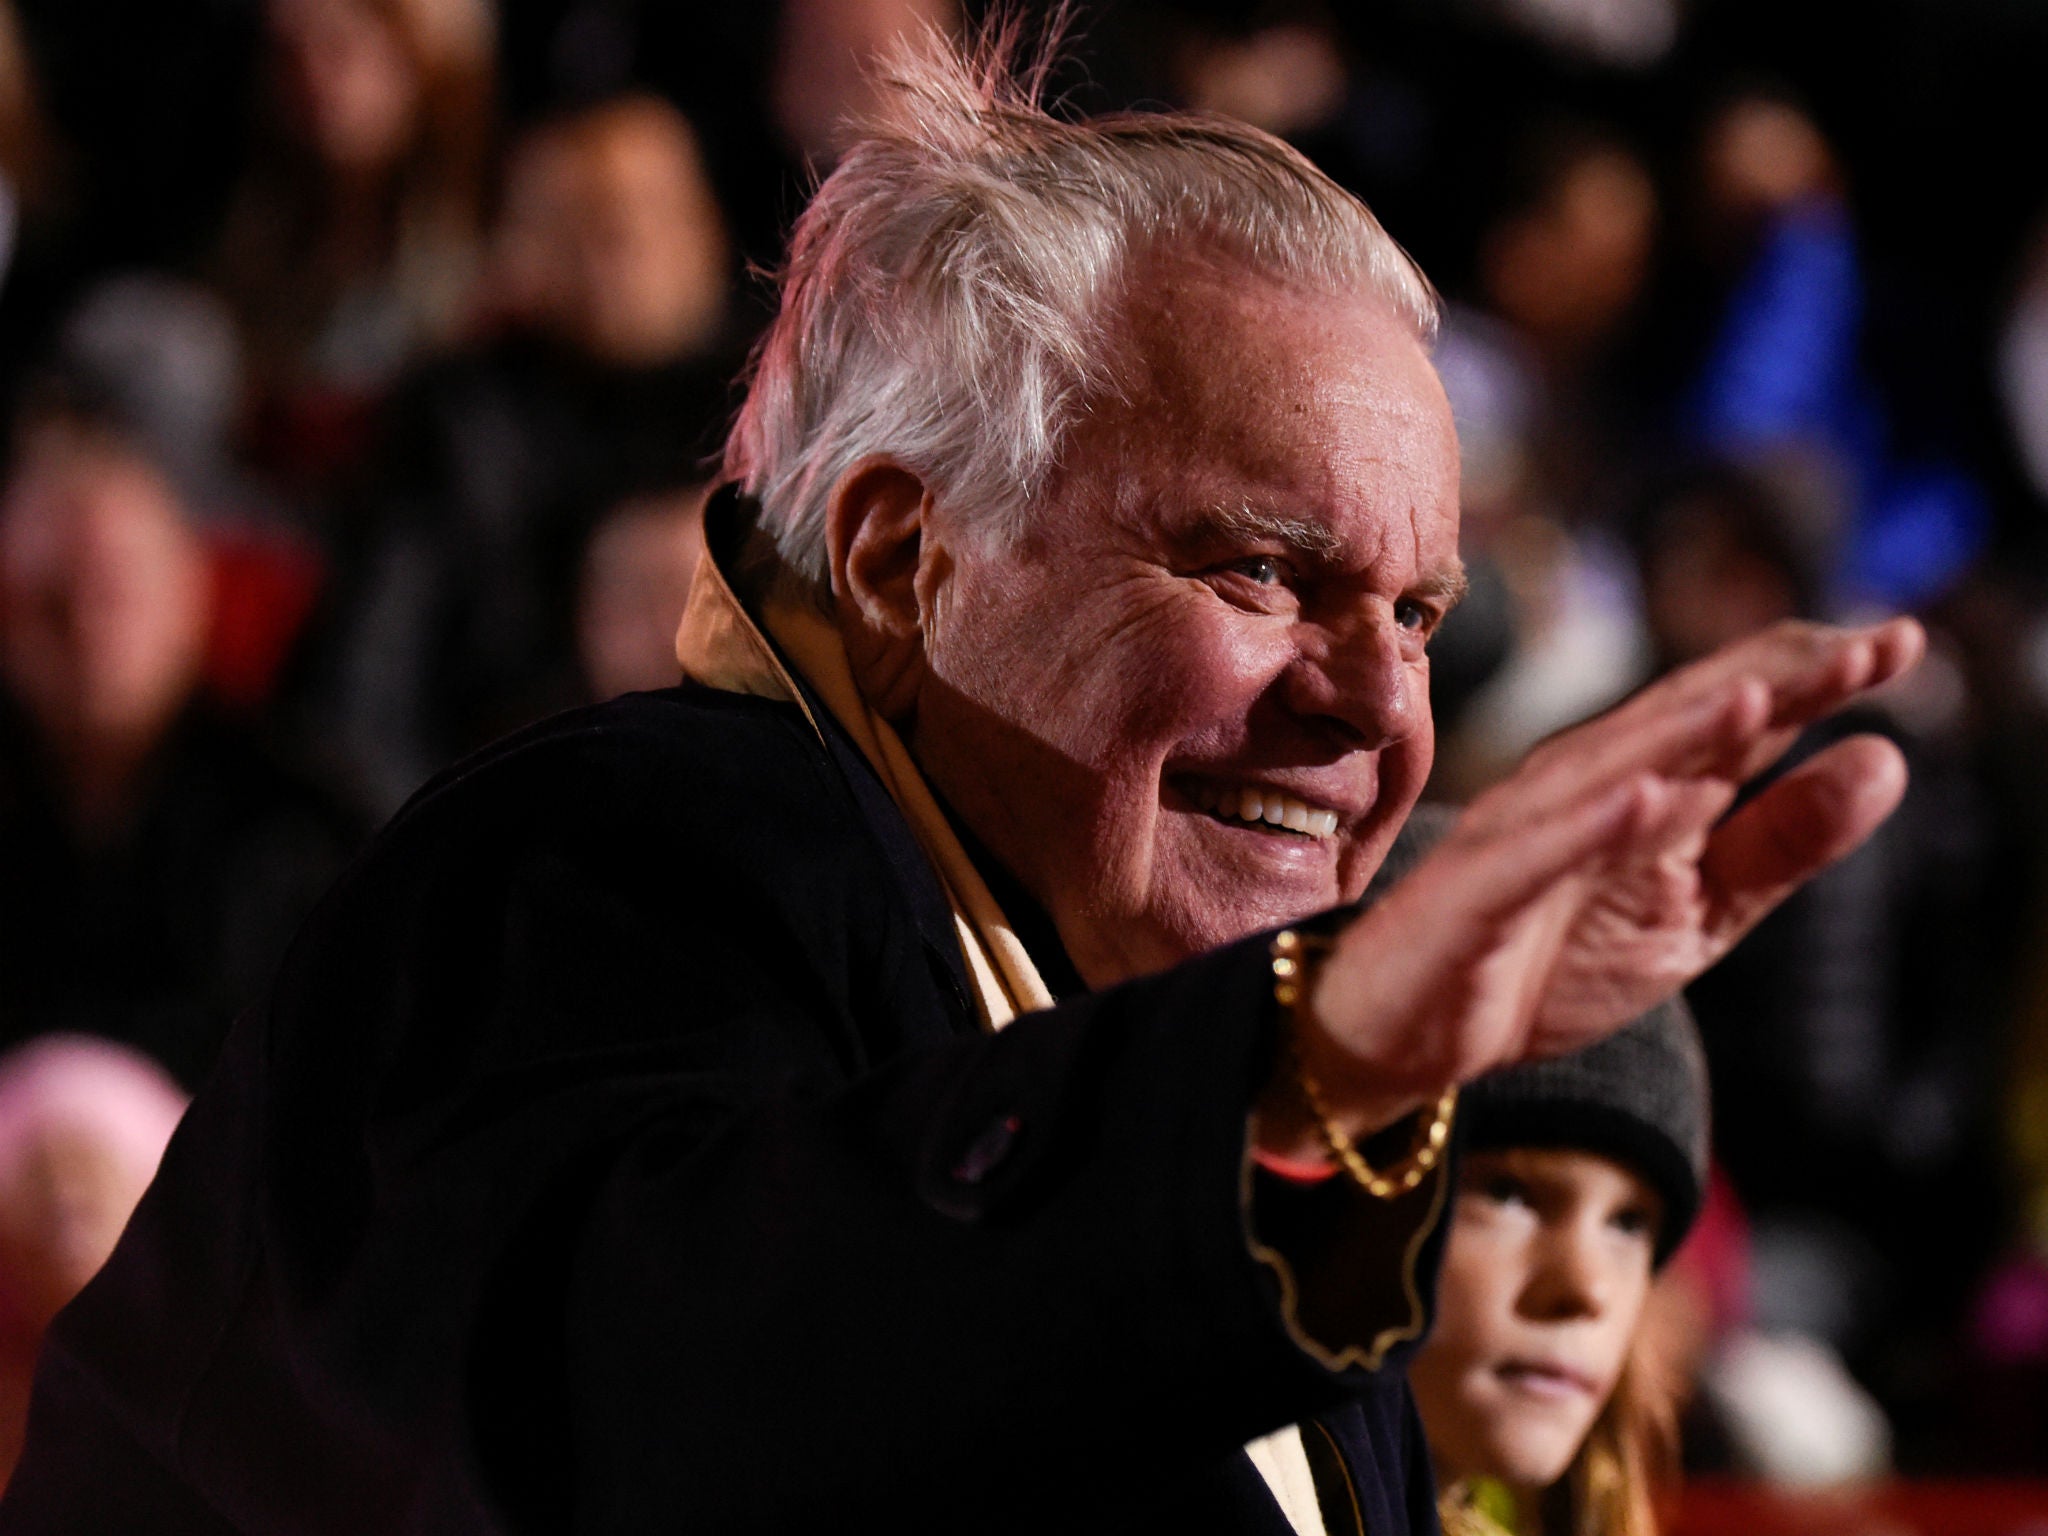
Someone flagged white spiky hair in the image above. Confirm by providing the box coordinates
[722,16,1439,588]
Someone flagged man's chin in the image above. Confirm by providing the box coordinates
[1148,828,1353,956]
[1061,817,1358,981]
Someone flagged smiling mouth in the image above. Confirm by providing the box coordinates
[1182,780,1341,839]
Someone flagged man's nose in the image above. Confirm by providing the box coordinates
[1283,614,1421,749]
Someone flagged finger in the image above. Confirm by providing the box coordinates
[1698,731,1910,948]
[1864,615,1929,693]
[1426,771,1662,929]
[1578,617,1921,767]
[1628,772,1741,862]
[1512,617,1923,822]
[1492,678,1768,832]
[1718,616,1925,783]
[1314,773,1661,1092]
[1669,618,1921,726]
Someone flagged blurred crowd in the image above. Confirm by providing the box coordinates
[0,0,2042,1496]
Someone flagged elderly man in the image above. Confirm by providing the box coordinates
[0,34,1918,1536]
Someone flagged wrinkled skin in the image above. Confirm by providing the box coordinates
[889,253,1463,984]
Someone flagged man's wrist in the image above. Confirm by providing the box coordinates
[1257,927,1456,1192]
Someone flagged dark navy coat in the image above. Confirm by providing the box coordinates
[0,670,1446,1533]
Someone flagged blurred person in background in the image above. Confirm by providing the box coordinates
[47,271,330,718]
[1472,122,1661,397]
[1481,0,1684,71]
[1430,120,1663,794]
[502,0,959,277]
[770,0,960,169]
[0,369,365,1090]
[575,480,706,704]
[1633,461,2004,1480]
[1683,86,1988,613]
[211,0,494,502]
[301,91,742,813]
[487,93,731,369]
[0,1036,185,1482]
[1164,9,1351,146]
[0,0,68,395]
[492,0,913,285]
[1996,209,2048,569]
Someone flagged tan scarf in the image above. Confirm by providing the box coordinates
[672,530,1052,1030]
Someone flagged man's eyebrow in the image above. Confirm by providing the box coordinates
[1412,562,1470,607]
[1196,506,1468,604]
[1204,503,1346,560]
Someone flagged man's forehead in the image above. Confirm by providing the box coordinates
[1100,265,1455,468]
[1057,252,1462,569]
[1115,247,1429,369]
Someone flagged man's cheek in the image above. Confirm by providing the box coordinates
[1118,628,1284,742]
[1382,708,1436,806]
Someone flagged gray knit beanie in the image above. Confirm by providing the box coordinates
[1368,804,1712,1266]
[1459,1000,1709,1267]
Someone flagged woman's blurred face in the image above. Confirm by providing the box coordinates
[269,0,420,172]
[1483,146,1657,357]
[0,429,210,758]
[1410,1147,1663,1491]
[492,103,730,366]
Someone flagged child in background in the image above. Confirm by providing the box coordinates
[1411,997,1708,1536]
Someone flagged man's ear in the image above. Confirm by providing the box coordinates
[826,459,936,721]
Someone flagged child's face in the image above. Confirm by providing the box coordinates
[1410,1146,1663,1491]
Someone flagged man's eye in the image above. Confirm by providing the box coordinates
[1233,555,1287,586]
[1395,597,1435,632]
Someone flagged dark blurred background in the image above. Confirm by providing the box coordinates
[0,0,2040,1511]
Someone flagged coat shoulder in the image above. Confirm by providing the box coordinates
[388,684,842,847]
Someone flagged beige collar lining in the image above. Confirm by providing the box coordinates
[673,525,1052,1030]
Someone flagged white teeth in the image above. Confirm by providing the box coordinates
[1188,783,1340,840]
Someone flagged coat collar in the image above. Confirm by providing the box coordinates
[674,487,1054,1030]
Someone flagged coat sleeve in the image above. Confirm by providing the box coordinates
[0,697,1445,1535]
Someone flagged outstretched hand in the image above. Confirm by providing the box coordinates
[1272,617,1925,1149]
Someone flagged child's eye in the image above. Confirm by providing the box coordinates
[1610,1204,1657,1240]
[1478,1173,1530,1209]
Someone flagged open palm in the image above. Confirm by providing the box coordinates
[1292,619,1922,1139]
